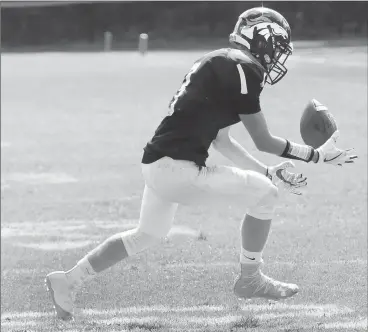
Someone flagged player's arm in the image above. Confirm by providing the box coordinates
[212,126,269,176]
[228,61,319,164]
[239,111,320,163]
[224,58,355,167]
[227,62,318,164]
[213,126,308,195]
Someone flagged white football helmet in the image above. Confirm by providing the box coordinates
[230,7,293,85]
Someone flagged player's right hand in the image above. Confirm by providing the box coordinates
[316,131,358,166]
[267,161,307,196]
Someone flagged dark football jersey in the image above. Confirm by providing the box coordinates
[142,48,265,166]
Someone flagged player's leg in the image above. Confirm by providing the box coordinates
[46,185,178,320]
[233,174,298,300]
[68,185,177,279]
[142,157,298,300]
[192,166,298,300]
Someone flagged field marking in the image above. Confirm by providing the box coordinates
[2,220,365,264]
[3,314,360,329]
[1,220,137,231]
[2,304,362,331]
[164,259,367,269]
[95,315,245,326]
[164,261,237,268]
[14,240,93,250]
[1,220,131,238]
[2,218,366,259]
[2,218,365,259]
[257,309,353,320]
[289,319,368,331]
[92,223,137,230]
[323,318,367,329]
[1,303,353,320]
[96,313,361,326]
[1,321,38,328]
[4,172,78,184]
[1,220,201,241]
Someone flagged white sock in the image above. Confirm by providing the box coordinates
[66,257,96,287]
[240,248,262,264]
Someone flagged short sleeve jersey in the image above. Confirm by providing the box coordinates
[143,48,265,166]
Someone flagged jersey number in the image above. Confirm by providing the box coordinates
[169,61,201,114]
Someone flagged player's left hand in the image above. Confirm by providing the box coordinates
[267,161,307,195]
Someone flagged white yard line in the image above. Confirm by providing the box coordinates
[2,222,201,241]
[1,303,353,320]
[2,260,365,275]
[4,172,78,184]
[164,259,367,269]
[1,321,39,328]
[323,318,368,329]
[14,240,93,250]
[2,305,364,331]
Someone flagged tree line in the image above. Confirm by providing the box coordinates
[2,1,367,51]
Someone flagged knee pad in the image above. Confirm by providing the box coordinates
[121,228,161,256]
[247,183,279,220]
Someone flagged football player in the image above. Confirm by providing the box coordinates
[46,7,357,320]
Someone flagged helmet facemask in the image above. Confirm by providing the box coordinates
[265,40,293,85]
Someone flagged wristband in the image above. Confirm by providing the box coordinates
[281,140,316,163]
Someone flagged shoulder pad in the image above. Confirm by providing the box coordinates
[202,48,230,60]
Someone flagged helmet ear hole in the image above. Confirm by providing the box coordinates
[256,39,266,49]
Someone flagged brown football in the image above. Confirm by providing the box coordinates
[300,99,338,148]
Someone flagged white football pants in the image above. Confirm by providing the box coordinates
[138,157,276,238]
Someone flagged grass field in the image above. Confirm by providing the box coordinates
[1,45,367,332]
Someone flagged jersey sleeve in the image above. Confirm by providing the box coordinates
[229,63,264,115]
[210,52,265,115]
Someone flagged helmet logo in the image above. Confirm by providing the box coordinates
[245,13,273,27]
[264,54,271,64]
[241,22,288,44]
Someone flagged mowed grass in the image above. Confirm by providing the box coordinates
[1,45,367,332]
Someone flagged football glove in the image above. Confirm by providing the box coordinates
[316,131,358,166]
[267,161,307,196]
